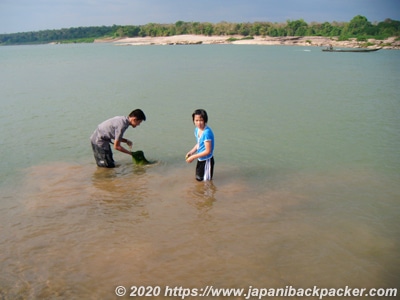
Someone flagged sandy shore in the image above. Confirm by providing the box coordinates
[95,34,399,49]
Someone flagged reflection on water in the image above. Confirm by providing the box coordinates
[1,161,399,299]
[188,181,217,213]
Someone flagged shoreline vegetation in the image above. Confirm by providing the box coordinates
[1,15,399,49]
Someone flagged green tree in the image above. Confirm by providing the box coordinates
[1,16,399,46]
[286,19,308,36]
[343,15,374,36]
[376,18,400,38]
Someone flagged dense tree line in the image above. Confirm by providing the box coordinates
[0,26,116,45]
[1,15,399,45]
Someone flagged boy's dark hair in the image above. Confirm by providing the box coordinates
[192,109,208,123]
[129,109,146,121]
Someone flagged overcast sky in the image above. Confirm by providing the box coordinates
[1,0,399,34]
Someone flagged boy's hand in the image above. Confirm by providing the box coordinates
[186,154,194,163]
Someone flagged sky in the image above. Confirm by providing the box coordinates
[1,0,399,34]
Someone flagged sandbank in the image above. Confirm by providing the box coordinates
[95,34,399,49]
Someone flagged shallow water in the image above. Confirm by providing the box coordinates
[0,44,399,299]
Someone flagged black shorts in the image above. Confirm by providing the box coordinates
[91,142,115,168]
[196,157,215,181]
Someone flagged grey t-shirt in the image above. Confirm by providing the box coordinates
[90,116,130,148]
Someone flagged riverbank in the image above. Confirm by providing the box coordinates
[95,34,400,49]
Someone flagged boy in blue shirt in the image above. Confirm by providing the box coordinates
[186,109,215,181]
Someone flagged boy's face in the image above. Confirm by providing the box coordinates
[194,114,205,130]
[130,117,142,128]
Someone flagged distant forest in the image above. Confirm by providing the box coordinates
[1,15,399,45]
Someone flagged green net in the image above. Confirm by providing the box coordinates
[131,150,151,165]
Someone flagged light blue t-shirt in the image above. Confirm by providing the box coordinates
[195,125,215,161]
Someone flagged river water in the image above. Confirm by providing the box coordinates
[0,43,399,299]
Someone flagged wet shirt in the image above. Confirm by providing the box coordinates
[195,125,214,161]
[90,116,130,148]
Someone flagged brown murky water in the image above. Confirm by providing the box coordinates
[1,44,399,299]
[1,161,399,299]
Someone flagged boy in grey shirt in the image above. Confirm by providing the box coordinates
[90,109,146,168]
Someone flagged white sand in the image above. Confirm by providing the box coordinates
[94,34,399,49]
